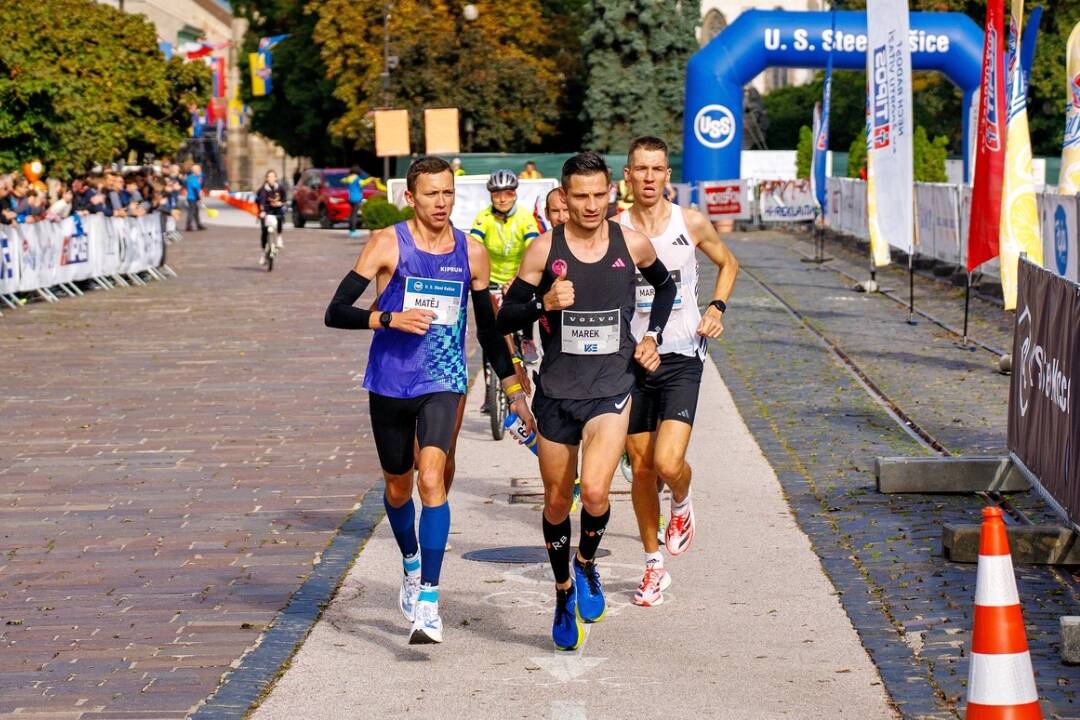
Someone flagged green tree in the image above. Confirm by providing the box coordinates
[234,0,349,165]
[0,0,209,176]
[312,0,562,154]
[580,0,700,154]
[796,125,814,178]
[764,71,867,155]
[848,130,867,179]
[913,126,949,182]
[845,125,947,181]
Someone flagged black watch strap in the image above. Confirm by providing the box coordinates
[379,311,393,328]
[710,299,727,314]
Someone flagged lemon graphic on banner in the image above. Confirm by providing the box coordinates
[1059,21,1080,195]
[998,0,1042,310]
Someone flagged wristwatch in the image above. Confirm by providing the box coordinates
[379,311,393,328]
[644,329,662,346]
[709,299,727,314]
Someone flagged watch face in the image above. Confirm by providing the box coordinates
[381,311,393,327]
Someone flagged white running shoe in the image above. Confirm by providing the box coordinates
[276,236,284,248]
[399,572,421,621]
[633,564,672,607]
[409,599,443,644]
[258,254,266,266]
[665,499,695,556]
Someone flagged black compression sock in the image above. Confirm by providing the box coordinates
[577,506,611,562]
[543,514,572,585]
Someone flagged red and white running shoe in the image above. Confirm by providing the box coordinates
[665,500,695,556]
[633,564,672,607]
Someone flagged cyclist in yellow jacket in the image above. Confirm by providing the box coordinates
[471,170,541,410]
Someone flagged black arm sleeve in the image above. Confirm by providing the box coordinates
[495,277,543,334]
[324,270,373,330]
[471,288,516,380]
[639,258,676,335]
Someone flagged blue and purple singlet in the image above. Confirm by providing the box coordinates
[363,221,471,398]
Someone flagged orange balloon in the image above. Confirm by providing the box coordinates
[22,160,43,183]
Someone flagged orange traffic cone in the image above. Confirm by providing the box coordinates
[965,506,1042,719]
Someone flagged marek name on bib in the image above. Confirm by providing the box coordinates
[561,309,620,355]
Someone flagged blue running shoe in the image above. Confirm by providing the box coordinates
[552,585,584,651]
[573,558,606,623]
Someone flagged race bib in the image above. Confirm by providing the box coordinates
[635,269,682,312]
[561,310,620,355]
[403,277,463,326]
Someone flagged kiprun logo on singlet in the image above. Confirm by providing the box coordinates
[693,104,736,149]
[440,265,463,274]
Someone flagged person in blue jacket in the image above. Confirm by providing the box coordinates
[184,165,206,232]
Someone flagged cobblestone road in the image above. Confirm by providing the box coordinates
[707,230,1080,719]
[1,222,381,719]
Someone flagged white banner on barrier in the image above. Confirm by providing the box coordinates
[389,177,558,233]
[915,183,961,266]
[1040,193,1079,282]
[758,179,816,223]
[0,225,19,294]
[701,180,751,221]
[2,214,164,295]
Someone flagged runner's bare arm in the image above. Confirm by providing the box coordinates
[324,227,434,334]
[495,232,553,334]
[623,226,676,373]
[467,238,536,433]
[685,208,739,338]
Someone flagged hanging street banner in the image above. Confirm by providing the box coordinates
[811,10,836,214]
[1059,21,1080,195]
[968,0,1007,271]
[999,0,1043,310]
[866,0,914,256]
[1008,259,1079,523]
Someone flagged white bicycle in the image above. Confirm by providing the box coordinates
[262,214,284,272]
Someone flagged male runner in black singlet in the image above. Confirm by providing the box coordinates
[498,152,677,650]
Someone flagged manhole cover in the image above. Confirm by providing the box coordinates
[462,546,612,564]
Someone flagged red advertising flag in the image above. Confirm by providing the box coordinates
[968,0,1007,271]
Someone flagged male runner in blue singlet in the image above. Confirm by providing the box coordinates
[325,156,535,645]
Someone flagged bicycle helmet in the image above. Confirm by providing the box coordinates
[486,169,519,192]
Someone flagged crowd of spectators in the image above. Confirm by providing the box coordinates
[0,162,206,236]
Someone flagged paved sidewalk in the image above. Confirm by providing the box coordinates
[702,231,1080,718]
[1,213,377,718]
[250,360,895,720]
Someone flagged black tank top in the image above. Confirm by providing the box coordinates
[536,221,636,400]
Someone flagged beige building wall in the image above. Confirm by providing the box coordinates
[699,1,822,94]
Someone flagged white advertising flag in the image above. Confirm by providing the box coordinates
[866,0,914,255]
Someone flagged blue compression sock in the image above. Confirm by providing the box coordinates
[383,494,419,560]
[419,502,451,587]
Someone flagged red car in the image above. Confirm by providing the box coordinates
[292,168,381,229]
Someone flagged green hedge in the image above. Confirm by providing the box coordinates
[362,197,415,230]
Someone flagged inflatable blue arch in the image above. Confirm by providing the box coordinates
[683,10,984,183]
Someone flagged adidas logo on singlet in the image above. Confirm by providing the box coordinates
[671,234,691,246]
[611,257,627,268]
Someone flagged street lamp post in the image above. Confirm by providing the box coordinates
[381,2,393,181]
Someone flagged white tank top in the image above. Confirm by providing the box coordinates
[619,204,705,359]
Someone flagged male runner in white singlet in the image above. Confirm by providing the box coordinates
[618,136,739,607]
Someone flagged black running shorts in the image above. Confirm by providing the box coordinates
[628,353,704,435]
[532,383,633,446]
[369,391,463,474]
